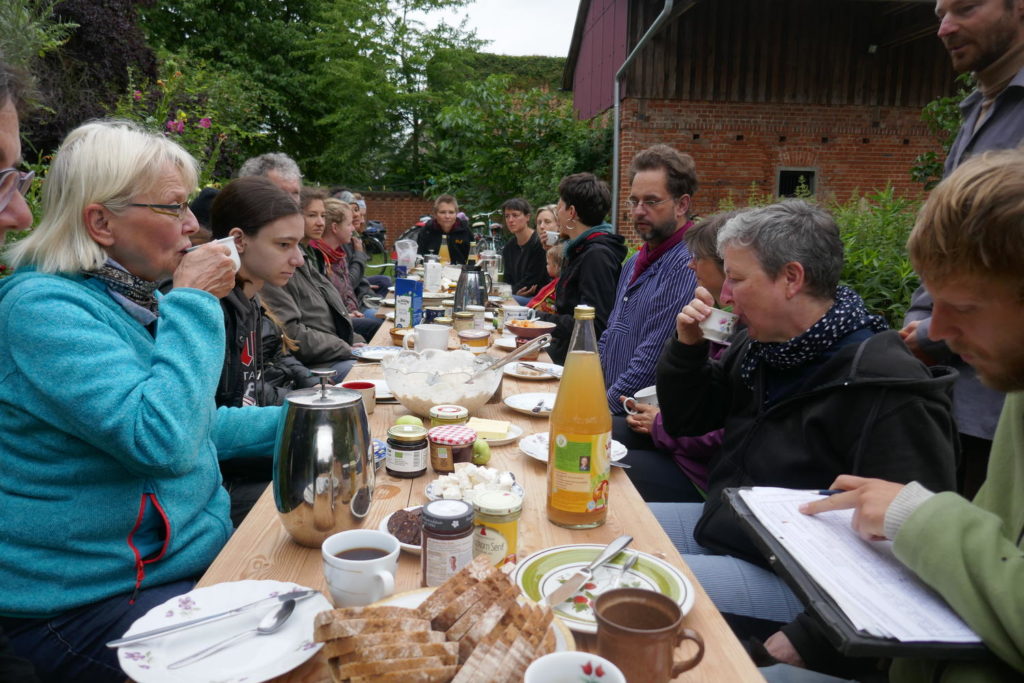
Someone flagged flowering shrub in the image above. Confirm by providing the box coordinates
[111,54,266,187]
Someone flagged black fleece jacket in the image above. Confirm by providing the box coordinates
[416,217,474,265]
[539,229,627,364]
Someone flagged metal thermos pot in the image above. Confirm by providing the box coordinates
[272,370,374,547]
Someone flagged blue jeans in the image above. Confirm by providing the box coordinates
[512,294,532,306]
[352,310,383,340]
[649,502,803,623]
[2,579,195,682]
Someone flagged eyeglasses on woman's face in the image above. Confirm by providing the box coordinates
[0,167,34,214]
[127,201,191,219]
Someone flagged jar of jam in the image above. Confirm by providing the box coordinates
[429,404,470,428]
[434,316,453,327]
[385,424,428,478]
[442,298,455,317]
[427,425,477,473]
[421,499,474,587]
[473,491,523,567]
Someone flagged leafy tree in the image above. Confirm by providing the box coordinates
[302,0,483,186]
[429,74,611,212]
[20,0,156,161]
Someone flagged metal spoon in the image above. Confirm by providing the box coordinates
[167,599,296,670]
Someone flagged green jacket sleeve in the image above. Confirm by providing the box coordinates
[893,491,1024,672]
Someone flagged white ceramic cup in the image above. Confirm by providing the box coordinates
[622,385,659,415]
[321,529,399,607]
[189,236,241,272]
[502,305,536,322]
[340,380,376,416]
[524,652,626,683]
[402,323,450,351]
[699,307,739,344]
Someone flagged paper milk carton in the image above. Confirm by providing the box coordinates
[394,278,423,329]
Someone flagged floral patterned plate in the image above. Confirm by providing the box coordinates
[513,545,694,634]
[117,579,332,683]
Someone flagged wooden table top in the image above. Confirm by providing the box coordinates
[198,317,762,682]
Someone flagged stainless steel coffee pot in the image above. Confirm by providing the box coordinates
[453,264,492,312]
[272,370,374,547]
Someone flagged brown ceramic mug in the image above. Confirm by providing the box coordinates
[594,588,705,682]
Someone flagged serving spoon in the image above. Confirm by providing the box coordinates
[167,598,296,670]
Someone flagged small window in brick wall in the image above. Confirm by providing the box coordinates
[777,168,816,197]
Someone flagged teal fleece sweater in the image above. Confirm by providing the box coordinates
[0,270,281,618]
[891,392,1024,682]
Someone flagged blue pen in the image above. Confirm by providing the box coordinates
[817,489,846,496]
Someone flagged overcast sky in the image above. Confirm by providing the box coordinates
[410,0,580,58]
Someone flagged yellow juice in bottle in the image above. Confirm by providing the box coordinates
[438,235,451,265]
[546,308,611,528]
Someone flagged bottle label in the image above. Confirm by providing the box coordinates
[549,431,610,514]
[386,446,427,473]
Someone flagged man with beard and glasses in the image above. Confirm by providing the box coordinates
[900,0,1024,499]
[794,149,1024,683]
[598,144,698,414]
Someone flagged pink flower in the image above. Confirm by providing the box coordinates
[165,120,184,134]
[133,90,142,101]
[197,117,212,129]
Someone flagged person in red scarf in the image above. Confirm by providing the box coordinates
[311,199,382,340]
[527,246,562,315]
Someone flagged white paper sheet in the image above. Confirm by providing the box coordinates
[738,487,981,643]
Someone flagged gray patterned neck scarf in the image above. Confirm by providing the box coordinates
[87,263,160,315]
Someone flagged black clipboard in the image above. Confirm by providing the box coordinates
[725,487,992,660]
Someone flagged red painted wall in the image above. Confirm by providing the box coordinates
[573,0,629,119]
[614,97,939,249]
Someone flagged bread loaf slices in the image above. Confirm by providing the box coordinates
[417,555,495,622]
[315,616,431,641]
[330,655,453,680]
[322,629,446,659]
[347,666,459,683]
[332,641,458,666]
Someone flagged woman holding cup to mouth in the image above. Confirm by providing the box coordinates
[650,200,957,673]
[0,120,282,679]
[617,211,739,504]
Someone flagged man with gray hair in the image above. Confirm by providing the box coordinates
[238,152,301,205]
[651,199,957,675]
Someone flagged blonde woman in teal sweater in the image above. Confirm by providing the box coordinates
[0,120,281,681]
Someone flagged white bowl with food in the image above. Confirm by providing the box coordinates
[381,349,502,418]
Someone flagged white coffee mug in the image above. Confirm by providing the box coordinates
[321,529,399,607]
[403,323,450,351]
[622,385,659,415]
[545,230,560,246]
[525,652,626,683]
[502,305,536,322]
[699,308,739,344]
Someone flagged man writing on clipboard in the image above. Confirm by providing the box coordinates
[800,149,1024,682]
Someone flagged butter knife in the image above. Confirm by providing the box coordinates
[106,588,319,647]
[545,535,633,606]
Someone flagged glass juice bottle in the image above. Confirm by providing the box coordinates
[546,305,611,528]
[467,241,478,266]
[438,234,451,265]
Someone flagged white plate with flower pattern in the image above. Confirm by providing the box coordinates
[117,579,331,683]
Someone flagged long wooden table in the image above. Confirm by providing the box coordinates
[198,318,763,682]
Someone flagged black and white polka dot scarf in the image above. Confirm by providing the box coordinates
[739,285,887,389]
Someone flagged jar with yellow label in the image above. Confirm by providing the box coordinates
[429,404,469,428]
[472,490,522,567]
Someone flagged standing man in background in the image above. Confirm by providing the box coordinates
[900,0,1024,497]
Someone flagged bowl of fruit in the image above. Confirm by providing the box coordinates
[505,319,556,339]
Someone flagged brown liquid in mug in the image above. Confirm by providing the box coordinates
[335,547,388,561]
[601,602,675,630]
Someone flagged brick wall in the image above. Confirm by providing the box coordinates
[361,192,434,254]
[615,98,941,249]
